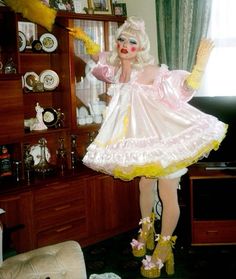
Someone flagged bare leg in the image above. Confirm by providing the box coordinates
[131,177,157,257]
[139,177,156,218]
[137,177,156,243]
[158,177,180,236]
[141,177,182,277]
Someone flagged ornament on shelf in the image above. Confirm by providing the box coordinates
[31,102,48,131]
[34,138,54,175]
[0,145,12,177]
[13,160,22,182]
[71,135,80,169]
[24,144,35,183]
[4,57,16,74]
[56,137,68,174]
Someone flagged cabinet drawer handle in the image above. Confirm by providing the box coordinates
[56,225,72,233]
[207,230,218,234]
[54,204,71,211]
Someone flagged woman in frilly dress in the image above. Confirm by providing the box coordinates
[69,17,227,278]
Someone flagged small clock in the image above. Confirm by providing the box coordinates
[42,107,59,127]
[32,40,43,52]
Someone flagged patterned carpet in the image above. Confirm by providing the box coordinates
[83,229,236,279]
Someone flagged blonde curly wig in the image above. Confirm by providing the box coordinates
[108,16,155,69]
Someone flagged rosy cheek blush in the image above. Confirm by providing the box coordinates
[131,47,137,52]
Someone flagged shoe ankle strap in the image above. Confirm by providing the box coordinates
[139,216,153,225]
[139,212,157,225]
[155,234,177,247]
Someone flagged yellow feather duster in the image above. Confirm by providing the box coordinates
[4,0,57,31]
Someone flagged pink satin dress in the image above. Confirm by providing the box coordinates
[82,52,228,181]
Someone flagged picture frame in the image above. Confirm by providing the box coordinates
[49,0,75,11]
[18,22,37,49]
[113,3,127,16]
[89,0,112,15]
[73,0,88,13]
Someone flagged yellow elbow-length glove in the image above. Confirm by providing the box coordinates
[185,39,214,90]
[67,27,100,55]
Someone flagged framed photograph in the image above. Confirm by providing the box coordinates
[113,3,127,16]
[49,0,75,11]
[18,22,37,49]
[73,0,88,13]
[90,0,112,15]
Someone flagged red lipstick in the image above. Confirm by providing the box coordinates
[121,48,128,54]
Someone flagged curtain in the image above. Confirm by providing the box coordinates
[197,0,236,96]
[155,0,212,71]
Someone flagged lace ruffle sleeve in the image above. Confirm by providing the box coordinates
[153,65,195,109]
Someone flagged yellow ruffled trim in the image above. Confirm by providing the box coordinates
[112,124,228,181]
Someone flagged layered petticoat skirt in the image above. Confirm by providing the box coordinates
[83,77,228,181]
[83,116,227,181]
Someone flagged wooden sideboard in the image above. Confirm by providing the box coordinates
[188,165,236,245]
[0,166,140,254]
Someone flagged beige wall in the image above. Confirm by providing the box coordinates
[125,0,158,63]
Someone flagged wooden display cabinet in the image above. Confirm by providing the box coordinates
[0,168,140,253]
[0,7,126,171]
[0,7,140,254]
[188,165,236,245]
[0,191,34,253]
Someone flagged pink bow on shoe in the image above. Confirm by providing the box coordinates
[130,239,144,250]
[139,217,153,230]
[142,255,164,270]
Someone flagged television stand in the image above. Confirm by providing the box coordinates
[194,161,236,171]
[188,165,236,246]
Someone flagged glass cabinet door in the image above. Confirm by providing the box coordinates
[73,20,118,127]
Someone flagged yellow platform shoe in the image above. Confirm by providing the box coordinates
[130,213,156,257]
[140,234,177,278]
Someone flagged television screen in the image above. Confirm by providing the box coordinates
[189,96,236,163]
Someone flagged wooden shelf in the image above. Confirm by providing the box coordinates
[188,165,236,245]
[0,73,21,80]
[0,8,139,255]
[56,11,126,22]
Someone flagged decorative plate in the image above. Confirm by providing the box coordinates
[19,31,27,52]
[39,33,58,52]
[29,144,51,165]
[43,107,59,127]
[23,72,39,90]
[39,70,59,90]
